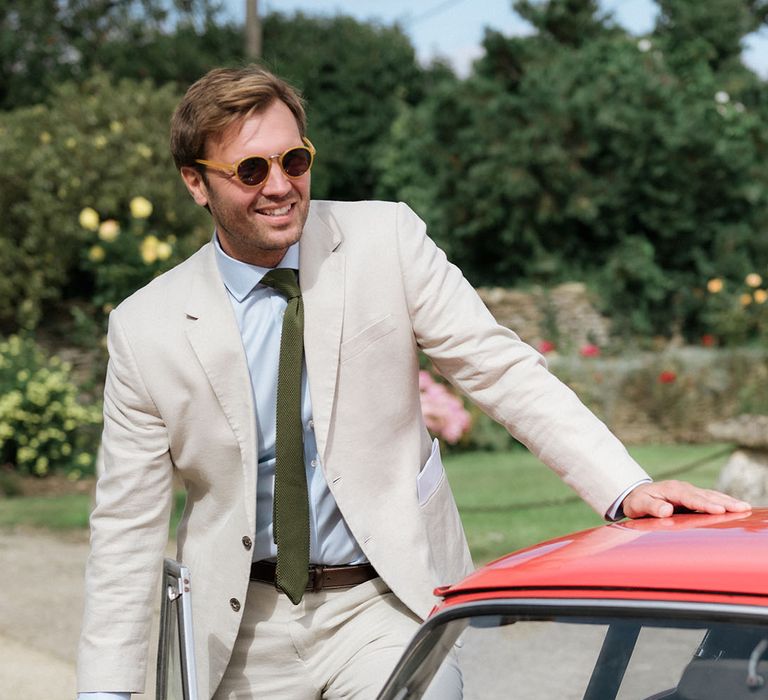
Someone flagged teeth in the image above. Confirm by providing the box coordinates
[260,204,291,216]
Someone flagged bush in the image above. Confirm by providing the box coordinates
[698,271,768,345]
[0,335,102,478]
[79,195,184,317]
[0,71,210,331]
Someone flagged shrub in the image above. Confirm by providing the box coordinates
[0,71,209,331]
[0,335,102,478]
[698,271,768,345]
[79,195,183,317]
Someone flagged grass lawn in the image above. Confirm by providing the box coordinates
[444,443,732,564]
[0,444,732,564]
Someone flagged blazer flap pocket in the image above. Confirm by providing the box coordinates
[417,438,445,506]
[340,314,396,363]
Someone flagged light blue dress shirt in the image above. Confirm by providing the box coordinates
[212,235,366,565]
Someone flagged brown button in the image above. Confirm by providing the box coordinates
[242,536,252,550]
[230,598,241,612]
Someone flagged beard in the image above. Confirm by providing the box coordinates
[206,185,310,266]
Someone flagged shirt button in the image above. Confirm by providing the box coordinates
[310,459,318,468]
[230,598,241,612]
[308,420,314,430]
[242,536,252,550]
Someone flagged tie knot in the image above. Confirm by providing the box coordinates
[261,268,301,300]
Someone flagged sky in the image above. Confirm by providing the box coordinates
[222,0,768,78]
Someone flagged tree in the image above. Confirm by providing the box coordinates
[376,5,768,337]
[260,12,426,201]
[0,0,229,109]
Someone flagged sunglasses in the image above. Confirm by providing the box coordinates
[195,137,316,187]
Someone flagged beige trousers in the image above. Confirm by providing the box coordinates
[213,577,461,699]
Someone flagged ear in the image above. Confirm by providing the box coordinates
[180,166,210,207]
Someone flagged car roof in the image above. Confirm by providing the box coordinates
[438,509,768,604]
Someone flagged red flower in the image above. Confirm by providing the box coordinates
[658,370,677,384]
[538,340,555,354]
[701,334,716,347]
[579,343,601,358]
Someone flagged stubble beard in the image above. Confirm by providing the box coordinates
[209,191,310,265]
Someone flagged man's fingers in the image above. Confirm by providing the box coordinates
[622,480,751,519]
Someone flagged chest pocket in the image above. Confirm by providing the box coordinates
[340,314,396,363]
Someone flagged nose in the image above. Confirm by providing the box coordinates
[260,156,292,197]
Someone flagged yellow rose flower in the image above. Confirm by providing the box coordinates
[706,278,724,293]
[79,207,100,231]
[740,293,753,306]
[39,131,52,144]
[110,121,124,134]
[93,134,108,149]
[746,273,763,288]
[136,144,153,159]
[88,245,106,262]
[65,137,77,149]
[130,196,153,219]
[156,241,173,261]
[140,235,159,264]
[755,289,768,304]
[98,219,120,242]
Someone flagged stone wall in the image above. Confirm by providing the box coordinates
[476,285,768,443]
[477,282,611,349]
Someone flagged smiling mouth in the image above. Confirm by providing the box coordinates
[257,203,293,217]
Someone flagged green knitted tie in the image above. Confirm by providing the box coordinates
[261,268,309,604]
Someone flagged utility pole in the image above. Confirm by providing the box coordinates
[245,0,262,59]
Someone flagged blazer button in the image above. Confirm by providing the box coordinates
[230,598,241,612]
[242,536,252,550]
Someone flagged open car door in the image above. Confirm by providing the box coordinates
[156,558,199,700]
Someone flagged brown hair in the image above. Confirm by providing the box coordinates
[170,64,307,170]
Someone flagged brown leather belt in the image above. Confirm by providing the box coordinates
[250,560,378,593]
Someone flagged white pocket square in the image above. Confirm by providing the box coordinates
[417,438,445,506]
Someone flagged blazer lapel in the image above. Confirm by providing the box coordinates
[184,244,257,528]
[300,203,344,463]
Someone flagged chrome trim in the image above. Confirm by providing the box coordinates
[157,558,199,700]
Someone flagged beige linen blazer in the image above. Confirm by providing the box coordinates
[77,200,649,696]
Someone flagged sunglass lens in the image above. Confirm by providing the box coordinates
[237,157,270,186]
[282,147,312,177]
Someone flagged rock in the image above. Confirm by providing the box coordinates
[708,415,768,448]
[716,449,768,506]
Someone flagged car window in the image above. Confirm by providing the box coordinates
[378,607,768,700]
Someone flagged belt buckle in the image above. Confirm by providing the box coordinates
[311,565,325,593]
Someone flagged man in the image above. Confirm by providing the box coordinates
[77,65,749,699]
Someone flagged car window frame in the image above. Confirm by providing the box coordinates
[376,597,768,700]
[156,558,199,700]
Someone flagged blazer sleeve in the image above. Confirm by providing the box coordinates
[77,309,174,693]
[392,201,650,516]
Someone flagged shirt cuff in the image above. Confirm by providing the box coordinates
[605,478,652,521]
[77,693,131,700]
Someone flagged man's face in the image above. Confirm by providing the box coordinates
[181,100,311,267]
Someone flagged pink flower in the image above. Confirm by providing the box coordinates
[579,343,601,358]
[658,370,677,384]
[537,340,556,354]
[418,370,471,444]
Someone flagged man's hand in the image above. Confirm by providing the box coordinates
[622,480,751,519]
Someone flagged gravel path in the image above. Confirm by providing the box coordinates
[0,529,88,699]
[0,530,168,700]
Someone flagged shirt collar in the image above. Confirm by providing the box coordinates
[213,232,300,303]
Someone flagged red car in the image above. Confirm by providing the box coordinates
[378,509,768,700]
